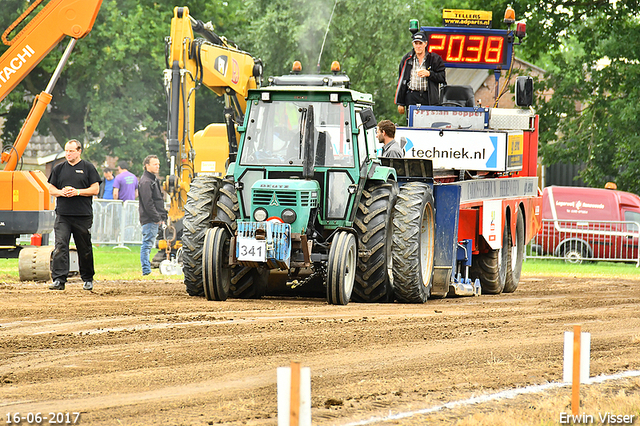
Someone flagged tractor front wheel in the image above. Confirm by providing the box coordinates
[327,231,356,305]
[202,227,232,301]
[209,178,269,299]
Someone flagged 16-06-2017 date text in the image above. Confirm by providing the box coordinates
[5,412,81,424]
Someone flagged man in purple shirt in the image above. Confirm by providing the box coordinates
[113,160,138,201]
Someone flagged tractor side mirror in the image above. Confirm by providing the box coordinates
[515,76,533,107]
[359,108,377,130]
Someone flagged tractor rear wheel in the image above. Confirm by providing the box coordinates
[391,182,435,303]
[470,212,509,294]
[230,265,269,299]
[504,209,525,293]
[352,181,397,303]
[327,231,356,305]
[182,175,219,296]
[213,178,239,227]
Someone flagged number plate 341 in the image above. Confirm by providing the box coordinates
[237,238,267,262]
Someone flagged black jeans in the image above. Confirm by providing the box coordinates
[52,215,94,282]
[406,89,431,106]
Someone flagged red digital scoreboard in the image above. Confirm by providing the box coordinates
[422,27,512,69]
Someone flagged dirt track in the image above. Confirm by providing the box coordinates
[1,274,640,425]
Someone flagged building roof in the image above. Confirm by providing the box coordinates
[445,68,490,92]
[22,134,63,163]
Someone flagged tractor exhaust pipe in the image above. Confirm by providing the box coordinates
[302,105,315,180]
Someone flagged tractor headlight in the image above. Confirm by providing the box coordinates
[254,208,268,222]
[281,209,297,224]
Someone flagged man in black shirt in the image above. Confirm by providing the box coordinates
[47,139,101,291]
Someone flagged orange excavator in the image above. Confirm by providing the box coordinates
[0,0,102,277]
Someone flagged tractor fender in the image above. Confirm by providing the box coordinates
[210,220,235,236]
[226,161,236,177]
[329,227,357,243]
[367,163,397,182]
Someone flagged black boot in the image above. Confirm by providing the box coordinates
[49,279,65,290]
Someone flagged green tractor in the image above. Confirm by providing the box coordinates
[181,70,437,305]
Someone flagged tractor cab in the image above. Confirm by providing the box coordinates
[230,66,389,238]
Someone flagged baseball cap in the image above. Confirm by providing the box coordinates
[412,32,427,43]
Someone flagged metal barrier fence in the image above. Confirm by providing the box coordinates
[92,199,142,246]
[21,199,143,247]
[526,219,640,266]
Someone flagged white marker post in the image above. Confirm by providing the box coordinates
[563,325,590,415]
[277,361,311,426]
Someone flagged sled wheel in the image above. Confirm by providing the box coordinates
[504,208,525,293]
[470,210,509,294]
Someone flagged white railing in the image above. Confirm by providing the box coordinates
[526,219,640,266]
[91,199,142,246]
[22,199,143,247]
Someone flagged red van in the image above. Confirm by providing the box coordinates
[533,186,640,264]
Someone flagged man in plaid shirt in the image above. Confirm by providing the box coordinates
[395,31,446,114]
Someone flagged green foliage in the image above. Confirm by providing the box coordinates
[0,0,246,176]
[72,1,169,175]
[465,0,640,193]
[239,0,458,124]
[533,2,640,192]
[2,0,640,191]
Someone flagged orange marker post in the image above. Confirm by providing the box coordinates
[290,361,301,426]
[571,325,581,416]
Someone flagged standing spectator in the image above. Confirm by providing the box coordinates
[98,167,115,199]
[113,160,138,201]
[138,155,168,276]
[395,31,446,114]
[47,139,101,291]
[377,120,404,158]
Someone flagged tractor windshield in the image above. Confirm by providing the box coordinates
[240,100,354,167]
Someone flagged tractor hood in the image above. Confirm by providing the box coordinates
[248,179,320,234]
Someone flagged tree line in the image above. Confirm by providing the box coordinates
[1,0,639,192]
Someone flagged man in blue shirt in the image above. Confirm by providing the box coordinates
[98,168,114,199]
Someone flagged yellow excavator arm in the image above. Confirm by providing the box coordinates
[163,6,261,225]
